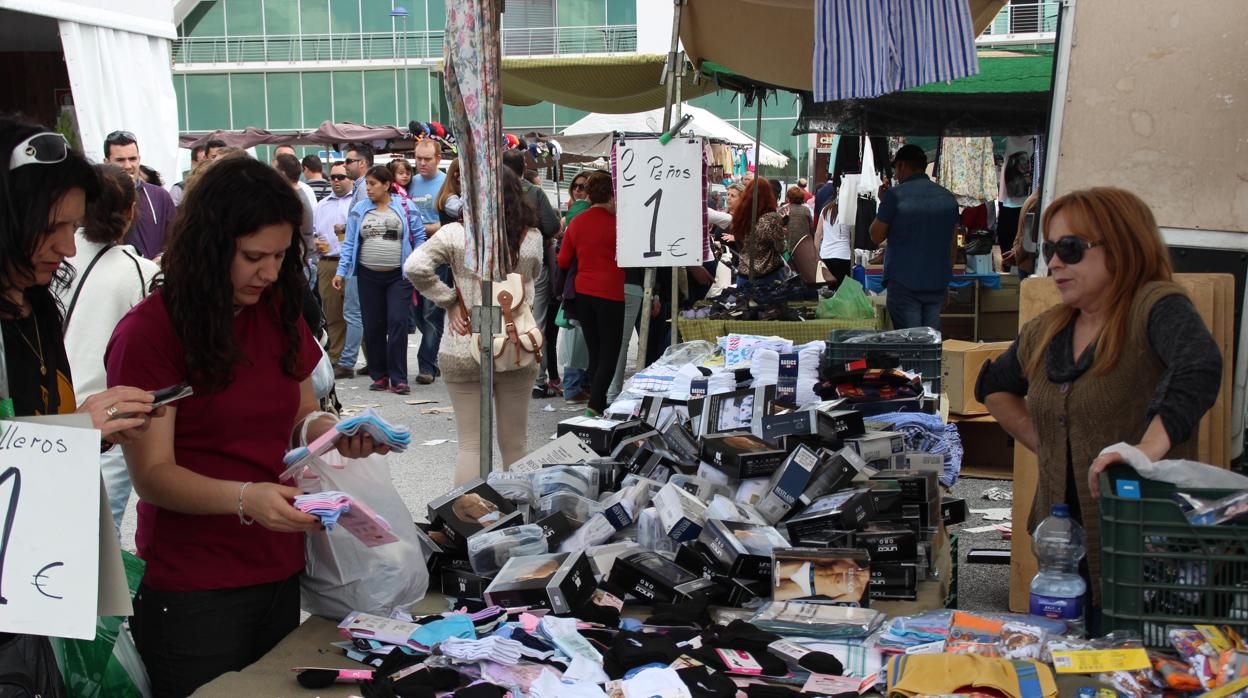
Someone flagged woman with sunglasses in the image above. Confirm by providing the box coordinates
[977,187,1221,623]
[562,170,592,229]
[105,156,388,696]
[0,118,164,694]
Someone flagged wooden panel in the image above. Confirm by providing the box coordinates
[1007,273,1234,611]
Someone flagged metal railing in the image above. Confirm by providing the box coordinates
[979,1,1060,38]
[172,25,638,64]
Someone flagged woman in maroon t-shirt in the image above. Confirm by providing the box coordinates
[106,157,389,697]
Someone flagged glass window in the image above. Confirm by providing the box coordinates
[267,73,302,130]
[330,0,361,33]
[333,71,366,124]
[264,0,299,34]
[300,0,330,34]
[426,0,446,32]
[503,103,554,131]
[302,72,333,127]
[606,0,635,25]
[185,75,231,132]
[762,93,800,119]
[403,69,433,122]
[182,1,225,37]
[364,70,399,125]
[557,0,604,27]
[224,0,263,36]
[172,75,188,131]
[361,0,393,33]
[230,73,266,129]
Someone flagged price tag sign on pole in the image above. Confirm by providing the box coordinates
[614,137,703,267]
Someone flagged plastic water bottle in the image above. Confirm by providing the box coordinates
[1029,503,1088,636]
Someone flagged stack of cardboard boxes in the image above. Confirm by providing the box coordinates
[942,340,1015,479]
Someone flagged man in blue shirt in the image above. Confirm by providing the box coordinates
[407,139,448,385]
[870,145,959,330]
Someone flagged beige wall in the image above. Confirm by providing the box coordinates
[1054,1,1248,232]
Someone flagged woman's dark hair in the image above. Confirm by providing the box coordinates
[584,170,613,204]
[729,176,778,243]
[0,116,99,318]
[501,168,538,270]
[140,165,163,187]
[83,164,136,245]
[365,164,394,186]
[157,156,307,393]
[785,185,805,205]
[387,158,411,177]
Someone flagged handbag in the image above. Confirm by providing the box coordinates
[962,228,996,256]
[462,273,544,372]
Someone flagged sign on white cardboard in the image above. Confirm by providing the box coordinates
[614,137,704,267]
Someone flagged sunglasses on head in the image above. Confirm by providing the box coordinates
[105,130,136,143]
[1042,235,1102,265]
[8,132,69,172]
[329,173,349,181]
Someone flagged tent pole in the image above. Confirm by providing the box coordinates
[479,0,503,482]
[669,55,684,352]
[637,0,685,375]
[747,92,763,289]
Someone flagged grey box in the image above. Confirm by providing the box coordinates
[844,431,906,462]
[754,444,821,524]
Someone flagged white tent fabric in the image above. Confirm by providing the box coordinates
[561,106,791,168]
[58,21,180,186]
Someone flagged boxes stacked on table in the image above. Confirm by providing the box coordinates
[417,389,947,618]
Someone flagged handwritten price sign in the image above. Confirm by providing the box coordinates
[0,420,100,639]
[614,137,704,267]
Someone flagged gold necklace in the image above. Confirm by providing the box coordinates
[13,311,45,377]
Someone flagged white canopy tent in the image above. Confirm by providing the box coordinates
[560,105,791,169]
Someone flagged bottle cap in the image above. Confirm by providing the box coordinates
[1051,503,1070,518]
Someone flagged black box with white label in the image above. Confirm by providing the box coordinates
[533,511,575,549]
[799,447,868,506]
[866,482,905,521]
[606,550,716,604]
[869,562,918,599]
[845,431,906,462]
[441,567,491,600]
[696,385,776,437]
[787,528,856,548]
[673,543,761,607]
[483,551,596,614]
[760,408,866,446]
[699,519,789,581]
[754,444,821,524]
[784,489,876,541]
[700,433,787,480]
[941,497,967,526]
[557,417,647,456]
[869,469,939,503]
[855,525,918,563]
[427,479,519,549]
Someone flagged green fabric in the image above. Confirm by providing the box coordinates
[904,53,1053,94]
[500,54,717,113]
[563,199,591,225]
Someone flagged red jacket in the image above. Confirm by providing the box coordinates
[557,206,625,302]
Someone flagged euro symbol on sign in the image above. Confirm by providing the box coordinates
[33,562,63,600]
[666,239,688,258]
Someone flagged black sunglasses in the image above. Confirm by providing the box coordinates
[1042,235,1102,265]
[344,157,361,165]
[329,174,349,181]
[105,130,137,143]
[572,183,586,190]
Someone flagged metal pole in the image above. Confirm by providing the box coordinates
[402,15,411,122]
[669,69,683,351]
[747,93,763,289]
[637,0,684,369]
[478,0,505,481]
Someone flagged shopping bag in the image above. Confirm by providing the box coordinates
[297,441,429,619]
[817,278,874,320]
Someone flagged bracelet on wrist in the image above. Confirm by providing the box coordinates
[237,482,255,525]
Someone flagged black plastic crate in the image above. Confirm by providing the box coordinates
[823,329,943,396]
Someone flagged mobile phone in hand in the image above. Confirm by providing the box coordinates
[151,382,193,408]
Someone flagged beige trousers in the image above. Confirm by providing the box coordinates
[445,370,533,485]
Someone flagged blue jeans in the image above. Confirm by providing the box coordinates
[357,266,413,385]
[339,276,363,369]
[886,283,946,330]
[563,368,588,399]
[416,265,451,377]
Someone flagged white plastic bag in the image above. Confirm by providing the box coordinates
[311,344,335,400]
[296,424,428,619]
[1100,443,1248,490]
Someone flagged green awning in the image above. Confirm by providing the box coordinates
[499,54,717,113]
[905,51,1053,94]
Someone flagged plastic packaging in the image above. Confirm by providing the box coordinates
[636,507,680,555]
[1029,503,1088,636]
[537,491,603,525]
[532,465,600,499]
[467,524,548,577]
[668,474,733,502]
[842,327,941,345]
[816,277,874,320]
[486,473,537,520]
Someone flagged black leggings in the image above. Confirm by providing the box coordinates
[578,293,625,413]
[823,258,852,284]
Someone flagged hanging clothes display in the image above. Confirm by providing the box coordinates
[938,137,997,207]
[999,135,1036,207]
[812,0,979,103]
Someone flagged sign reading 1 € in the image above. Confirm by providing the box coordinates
[614,137,703,268]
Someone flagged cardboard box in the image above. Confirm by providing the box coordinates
[483,551,596,613]
[556,417,647,456]
[869,563,918,597]
[905,452,944,475]
[787,528,856,548]
[942,340,1013,415]
[585,542,642,579]
[772,548,871,607]
[869,469,939,503]
[754,444,821,524]
[784,489,876,540]
[696,385,776,437]
[441,567,492,600]
[855,525,918,563]
[953,416,1015,479]
[652,483,708,542]
[427,479,519,549]
[700,433,787,479]
[799,447,867,506]
[699,519,788,581]
[941,497,968,526]
[507,433,598,471]
[533,511,576,549]
[977,312,1020,343]
[844,431,906,462]
[866,482,904,521]
[606,550,717,604]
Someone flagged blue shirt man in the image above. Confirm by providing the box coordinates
[870,144,959,330]
[407,139,448,384]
